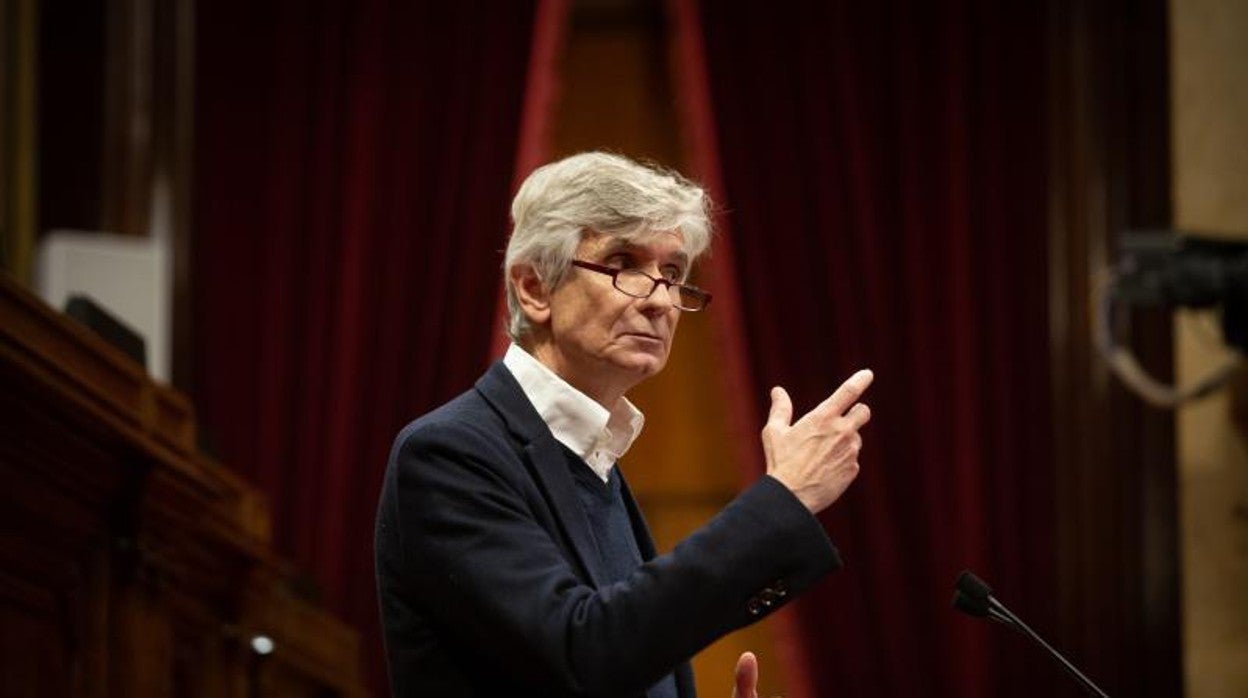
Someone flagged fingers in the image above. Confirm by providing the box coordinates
[844,402,872,429]
[815,368,874,418]
[732,651,758,698]
[766,386,793,430]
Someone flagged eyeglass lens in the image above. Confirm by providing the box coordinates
[614,270,704,310]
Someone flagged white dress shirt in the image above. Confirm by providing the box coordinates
[503,343,644,482]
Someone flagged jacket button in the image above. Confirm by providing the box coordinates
[747,597,764,616]
[773,579,788,597]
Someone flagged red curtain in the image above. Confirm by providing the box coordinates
[688,3,1059,696]
[193,1,544,692]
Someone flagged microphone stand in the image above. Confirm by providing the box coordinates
[987,596,1110,698]
[953,571,1110,697]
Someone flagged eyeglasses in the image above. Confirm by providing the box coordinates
[570,260,712,312]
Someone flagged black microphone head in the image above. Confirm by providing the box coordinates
[955,570,993,601]
[952,589,991,618]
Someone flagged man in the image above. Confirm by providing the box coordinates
[375,152,873,696]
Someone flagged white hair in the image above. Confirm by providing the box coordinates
[503,151,713,341]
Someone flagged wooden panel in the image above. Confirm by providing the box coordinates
[0,272,366,697]
[0,568,78,697]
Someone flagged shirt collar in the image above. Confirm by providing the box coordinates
[503,343,644,482]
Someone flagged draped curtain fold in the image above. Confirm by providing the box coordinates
[689,2,1058,695]
[192,2,545,692]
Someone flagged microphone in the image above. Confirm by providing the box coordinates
[951,588,1013,625]
[952,571,1110,697]
[953,572,1016,624]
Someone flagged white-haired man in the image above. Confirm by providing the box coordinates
[375,152,873,697]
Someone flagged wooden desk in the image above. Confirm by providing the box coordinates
[0,273,365,697]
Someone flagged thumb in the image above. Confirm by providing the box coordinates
[767,387,793,430]
[732,651,758,698]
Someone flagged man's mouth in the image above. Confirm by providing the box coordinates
[624,332,664,342]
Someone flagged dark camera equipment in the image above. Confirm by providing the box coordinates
[1113,231,1248,351]
[1099,230,1246,407]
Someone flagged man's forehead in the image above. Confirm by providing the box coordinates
[579,230,689,261]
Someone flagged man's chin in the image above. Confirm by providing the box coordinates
[612,351,667,377]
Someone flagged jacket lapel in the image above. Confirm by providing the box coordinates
[475,362,605,588]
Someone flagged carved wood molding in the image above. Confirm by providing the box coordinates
[0,273,365,696]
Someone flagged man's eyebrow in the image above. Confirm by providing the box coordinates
[597,241,689,268]
[598,240,634,255]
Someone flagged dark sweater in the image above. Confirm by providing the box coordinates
[566,450,678,698]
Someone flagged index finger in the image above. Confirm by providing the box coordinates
[814,369,874,417]
[733,652,758,698]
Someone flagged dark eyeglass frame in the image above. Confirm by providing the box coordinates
[570,259,712,312]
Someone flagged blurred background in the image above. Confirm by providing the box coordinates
[1,0,1246,696]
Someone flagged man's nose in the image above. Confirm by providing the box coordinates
[637,279,677,312]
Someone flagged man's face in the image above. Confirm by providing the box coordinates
[538,230,689,404]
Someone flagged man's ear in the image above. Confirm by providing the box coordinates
[510,264,552,326]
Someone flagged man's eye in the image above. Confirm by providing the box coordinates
[606,254,634,269]
[662,267,683,282]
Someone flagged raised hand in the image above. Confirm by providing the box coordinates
[762,369,874,513]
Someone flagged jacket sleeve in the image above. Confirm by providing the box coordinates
[381,418,841,696]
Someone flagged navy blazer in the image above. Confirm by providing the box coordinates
[375,362,841,697]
